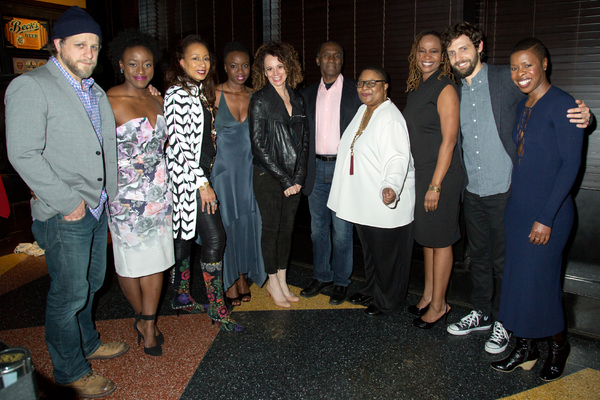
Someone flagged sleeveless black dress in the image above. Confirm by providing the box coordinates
[404,70,463,248]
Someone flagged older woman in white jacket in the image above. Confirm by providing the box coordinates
[328,66,415,317]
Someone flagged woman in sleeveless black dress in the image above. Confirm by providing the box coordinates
[403,31,462,329]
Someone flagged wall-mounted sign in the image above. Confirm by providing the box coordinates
[36,0,86,7]
[3,17,49,51]
[13,57,47,74]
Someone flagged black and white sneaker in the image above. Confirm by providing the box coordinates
[485,321,511,354]
[446,310,492,336]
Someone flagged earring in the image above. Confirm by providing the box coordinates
[120,68,123,73]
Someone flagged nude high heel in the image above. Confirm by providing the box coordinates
[276,269,299,302]
[266,276,291,308]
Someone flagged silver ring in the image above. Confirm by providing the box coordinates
[534,237,540,241]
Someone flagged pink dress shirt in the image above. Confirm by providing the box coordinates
[315,75,344,155]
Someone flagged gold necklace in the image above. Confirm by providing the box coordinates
[225,81,247,94]
[349,100,385,175]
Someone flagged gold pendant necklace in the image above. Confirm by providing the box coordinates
[349,100,385,175]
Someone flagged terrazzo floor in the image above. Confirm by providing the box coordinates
[1,249,599,399]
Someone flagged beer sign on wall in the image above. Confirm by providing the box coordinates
[13,57,47,74]
[3,17,49,51]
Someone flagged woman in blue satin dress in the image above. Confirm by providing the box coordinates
[212,42,266,306]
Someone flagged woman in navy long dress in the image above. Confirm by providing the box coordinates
[492,38,584,381]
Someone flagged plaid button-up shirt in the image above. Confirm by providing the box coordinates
[51,56,107,220]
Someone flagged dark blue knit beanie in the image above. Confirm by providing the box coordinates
[51,6,102,42]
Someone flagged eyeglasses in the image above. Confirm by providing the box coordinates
[356,80,386,88]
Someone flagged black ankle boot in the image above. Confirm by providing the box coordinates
[540,331,570,381]
[491,337,539,372]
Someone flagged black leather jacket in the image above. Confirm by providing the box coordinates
[249,83,309,190]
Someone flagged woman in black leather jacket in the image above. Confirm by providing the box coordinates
[249,42,309,308]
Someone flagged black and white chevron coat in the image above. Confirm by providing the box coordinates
[164,84,209,240]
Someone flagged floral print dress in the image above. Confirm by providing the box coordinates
[108,116,174,277]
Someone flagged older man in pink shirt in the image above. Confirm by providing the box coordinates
[300,41,362,305]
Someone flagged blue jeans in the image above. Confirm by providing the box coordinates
[308,158,353,286]
[32,209,107,385]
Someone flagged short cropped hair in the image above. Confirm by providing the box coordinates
[360,66,389,83]
[316,41,344,60]
[223,41,250,64]
[510,37,549,62]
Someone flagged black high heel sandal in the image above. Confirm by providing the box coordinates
[412,305,451,329]
[408,304,429,316]
[134,314,162,356]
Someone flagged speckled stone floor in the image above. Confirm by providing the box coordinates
[1,249,599,399]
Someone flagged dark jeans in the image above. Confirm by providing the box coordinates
[308,158,353,286]
[32,209,107,385]
[253,167,301,274]
[355,222,413,315]
[463,189,510,320]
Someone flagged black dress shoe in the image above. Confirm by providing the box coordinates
[364,305,383,317]
[300,279,334,298]
[407,304,429,316]
[348,292,373,306]
[329,285,348,305]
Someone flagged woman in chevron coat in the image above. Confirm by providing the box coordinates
[164,35,243,332]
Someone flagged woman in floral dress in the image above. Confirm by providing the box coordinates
[107,30,173,356]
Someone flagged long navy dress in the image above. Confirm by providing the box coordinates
[211,91,267,290]
[499,86,583,339]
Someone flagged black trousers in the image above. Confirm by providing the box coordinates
[253,168,301,275]
[355,222,413,315]
[463,189,510,320]
[174,191,226,264]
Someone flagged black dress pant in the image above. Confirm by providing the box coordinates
[355,222,413,315]
[253,168,301,275]
[174,190,226,264]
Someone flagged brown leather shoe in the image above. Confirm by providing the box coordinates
[64,371,116,398]
[86,342,129,360]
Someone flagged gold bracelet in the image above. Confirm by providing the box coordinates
[198,181,210,192]
[428,184,441,193]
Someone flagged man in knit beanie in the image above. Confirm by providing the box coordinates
[6,6,126,398]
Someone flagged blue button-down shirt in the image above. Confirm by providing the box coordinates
[461,63,512,197]
[51,56,107,220]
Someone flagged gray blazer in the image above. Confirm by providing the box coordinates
[5,60,117,221]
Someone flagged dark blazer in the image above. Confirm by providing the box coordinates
[301,75,362,196]
[457,63,525,190]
